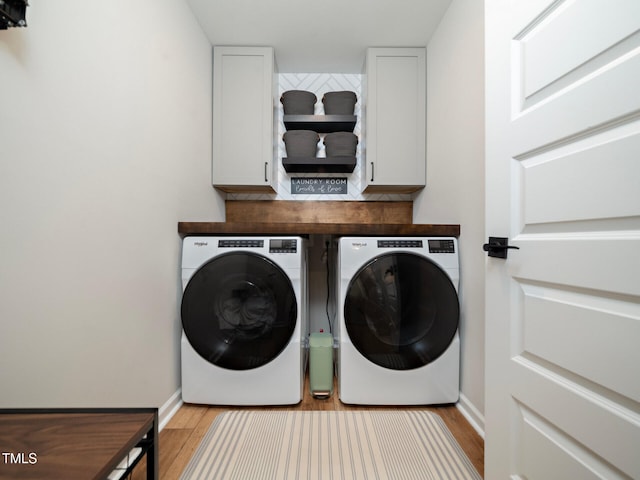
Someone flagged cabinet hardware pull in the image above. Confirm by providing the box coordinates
[370,162,375,182]
[264,162,268,182]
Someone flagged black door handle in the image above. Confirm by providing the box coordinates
[483,237,519,259]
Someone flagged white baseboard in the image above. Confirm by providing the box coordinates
[456,393,485,439]
[158,388,183,432]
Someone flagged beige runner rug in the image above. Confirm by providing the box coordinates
[180,410,482,480]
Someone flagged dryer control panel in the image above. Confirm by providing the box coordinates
[428,239,456,254]
[219,239,264,248]
[375,239,456,253]
[378,240,423,248]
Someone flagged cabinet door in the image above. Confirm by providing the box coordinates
[212,47,276,192]
[363,48,426,192]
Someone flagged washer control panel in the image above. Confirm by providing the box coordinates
[269,239,297,253]
[428,239,456,254]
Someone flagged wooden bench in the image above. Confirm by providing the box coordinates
[0,408,157,480]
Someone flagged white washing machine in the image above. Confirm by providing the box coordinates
[337,237,460,405]
[181,236,308,405]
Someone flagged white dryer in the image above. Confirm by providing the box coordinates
[181,236,308,405]
[337,237,460,405]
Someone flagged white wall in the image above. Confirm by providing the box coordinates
[414,0,486,430]
[0,1,223,410]
[0,0,485,425]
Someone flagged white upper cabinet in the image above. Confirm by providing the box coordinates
[212,46,277,192]
[362,48,426,193]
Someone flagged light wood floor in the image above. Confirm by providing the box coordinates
[133,376,484,479]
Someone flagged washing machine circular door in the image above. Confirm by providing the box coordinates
[181,251,297,370]
[344,252,459,370]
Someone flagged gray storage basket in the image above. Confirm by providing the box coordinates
[280,90,317,114]
[322,91,357,115]
[323,132,358,157]
[283,130,320,157]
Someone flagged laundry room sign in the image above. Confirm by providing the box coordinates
[291,177,348,195]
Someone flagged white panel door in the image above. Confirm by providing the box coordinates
[362,48,426,192]
[485,1,640,478]
[212,46,275,191]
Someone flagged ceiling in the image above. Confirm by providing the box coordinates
[185,0,452,73]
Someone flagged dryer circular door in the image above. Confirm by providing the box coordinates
[181,251,297,370]
[344,252,459,370]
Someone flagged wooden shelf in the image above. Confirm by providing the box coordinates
[282,156,356,173]
[283,115,356,133]
[226,201,414,224]
[178,222,460,237]
[179,201,460,237]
